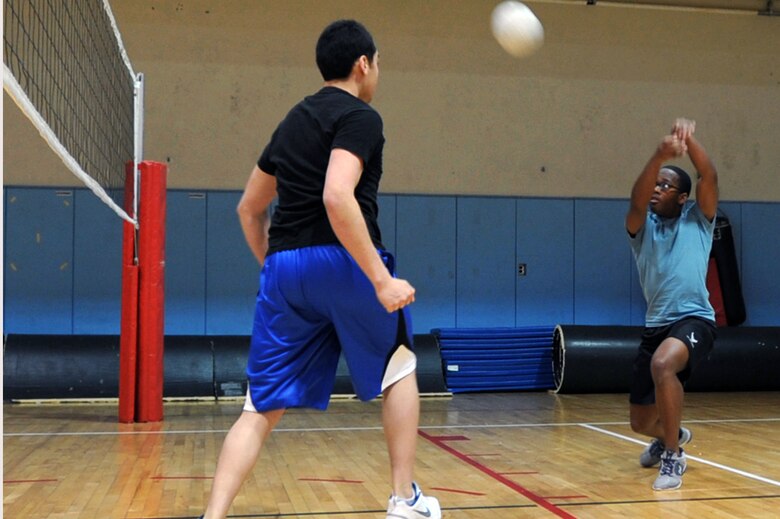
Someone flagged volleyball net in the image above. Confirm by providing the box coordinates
[5,1,167,423]
[3,0,143,225]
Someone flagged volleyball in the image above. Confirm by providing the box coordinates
[491,1,544,58]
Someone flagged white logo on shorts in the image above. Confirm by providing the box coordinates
[687,332,698,348]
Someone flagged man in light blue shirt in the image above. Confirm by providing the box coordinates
[625,118,718,491]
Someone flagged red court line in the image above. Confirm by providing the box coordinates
[298,477,364,484]
[419,430,577,519]
[4,479,58,484]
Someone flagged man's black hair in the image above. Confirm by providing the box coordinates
[316,20,376,81]
[663,165,692,195]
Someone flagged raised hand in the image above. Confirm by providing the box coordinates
[671,118,696,149]
[658,134,686,161]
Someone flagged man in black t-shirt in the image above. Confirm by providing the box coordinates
[199,20,440,519]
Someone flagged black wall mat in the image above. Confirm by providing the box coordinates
[553,325,780,394]
[4,333,446,400]
[4,335,121,399]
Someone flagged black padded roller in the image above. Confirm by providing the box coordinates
[553,325,780,394]
[3,333,446,400]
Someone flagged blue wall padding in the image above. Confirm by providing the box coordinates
[432,326,555,393]
[5,189,780,335]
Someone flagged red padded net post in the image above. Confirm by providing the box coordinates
[119,161,167,422]
[119,163,138,423]
[136,161,167,422]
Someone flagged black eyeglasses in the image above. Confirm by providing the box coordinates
[655,181,680,193]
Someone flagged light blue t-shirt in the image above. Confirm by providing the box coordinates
[629,201,716,327]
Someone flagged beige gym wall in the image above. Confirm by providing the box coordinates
[4,0,779,201]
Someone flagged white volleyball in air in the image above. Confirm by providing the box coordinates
[491,1,544,58]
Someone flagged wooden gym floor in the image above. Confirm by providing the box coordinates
[4,391,779,518]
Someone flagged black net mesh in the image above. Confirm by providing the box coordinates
[4,0,136,215]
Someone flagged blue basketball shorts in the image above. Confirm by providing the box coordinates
[244,244,416,412]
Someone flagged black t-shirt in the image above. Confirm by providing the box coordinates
[258,86,385,254]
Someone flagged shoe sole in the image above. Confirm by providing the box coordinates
[653,480,682,491]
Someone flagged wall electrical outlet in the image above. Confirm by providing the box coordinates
[518,263,527,276]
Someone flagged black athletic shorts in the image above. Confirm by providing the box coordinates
[629,317,716,405]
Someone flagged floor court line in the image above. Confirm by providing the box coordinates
[579,423,780,488]
[5,416,779,438]
[6,416,780,518]
[563,493,780,508]
[419,429,578,519]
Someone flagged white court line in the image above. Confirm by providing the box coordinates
[681,417,780,425]
[5,422,583,437]
[579,423,780,488]
[0,421,698,437]
[6,416,780,438]
[8,421,780,490]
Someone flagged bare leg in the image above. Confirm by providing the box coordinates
[650,338,689,452]
[630,403,664,439]
[382,372,420,499]
[203,409,285,519]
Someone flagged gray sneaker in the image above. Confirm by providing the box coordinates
[639,438,665,468]
[640,427,692,468]
[679,426,692,446]
[653,448,687,491]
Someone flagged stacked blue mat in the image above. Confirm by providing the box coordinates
[431,326,556,393]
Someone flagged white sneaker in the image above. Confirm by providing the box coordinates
[386,482,441,519]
